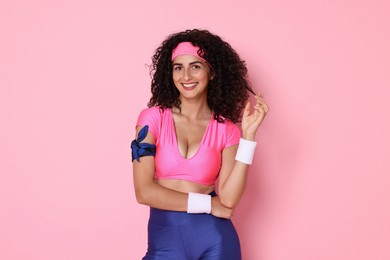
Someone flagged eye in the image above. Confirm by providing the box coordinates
[173,66,182,71]
[191,65,201,70]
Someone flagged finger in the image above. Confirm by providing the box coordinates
[251,106,262,121]
[255,93,264,99]
[243,101,251,117]
[257,100,269,113]
[253,105,266,119]
[254,105,262,115]
[252,108,266,125]
[262,103,269,113]
[255,94,265,100]
[255,95,265,103]
[255,97,265,109]
[255,102,265,112]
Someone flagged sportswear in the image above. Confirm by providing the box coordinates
[136,106,240,186]
[135,106,242,260]
[143,192,241,260]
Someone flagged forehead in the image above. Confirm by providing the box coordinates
[172,55,205,64]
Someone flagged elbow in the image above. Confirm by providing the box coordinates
[135,189,150,206]
[134,179,157,206]
[219,196,238,209]
[221,200,237,209]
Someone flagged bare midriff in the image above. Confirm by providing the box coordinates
[157,178,215,195]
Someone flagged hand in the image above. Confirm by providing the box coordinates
[211,196,234,219]
[241,95,269,140]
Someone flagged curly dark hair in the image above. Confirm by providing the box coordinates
[147,29,255,123]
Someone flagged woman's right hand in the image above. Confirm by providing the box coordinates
[211,196,234,219]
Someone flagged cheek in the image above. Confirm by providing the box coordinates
[172,74,181,87]
[201,72,211,82]
[172,72,180,81]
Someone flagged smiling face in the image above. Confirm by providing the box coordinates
[172,55,212,101]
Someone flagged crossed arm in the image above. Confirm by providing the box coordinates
[132,126,235,218]
[133,95,268,218]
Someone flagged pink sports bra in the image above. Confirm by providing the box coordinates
[136,107,240,186]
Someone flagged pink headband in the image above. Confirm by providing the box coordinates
[171,42,206,61]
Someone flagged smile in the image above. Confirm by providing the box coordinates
[182,83,198,89]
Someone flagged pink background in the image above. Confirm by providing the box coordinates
[1,0,389,259]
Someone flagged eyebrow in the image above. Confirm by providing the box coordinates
[172,61,203,66]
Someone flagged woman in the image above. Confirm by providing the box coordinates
[132,29,269,260]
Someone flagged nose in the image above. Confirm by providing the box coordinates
[183,67,192,81]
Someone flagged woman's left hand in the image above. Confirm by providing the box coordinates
[241,95,269,140]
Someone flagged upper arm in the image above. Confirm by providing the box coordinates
[132,125,156,199]
[132,106,161,183]
[217,122,241,193]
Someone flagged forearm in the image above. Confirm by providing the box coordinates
[218,161,249,208]
[135,180,233,218]
[218,137,257,209]
[134,179,188,211]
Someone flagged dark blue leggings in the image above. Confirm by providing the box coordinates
[143,197,241,260]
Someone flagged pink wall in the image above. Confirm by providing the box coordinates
[1,0,389,259]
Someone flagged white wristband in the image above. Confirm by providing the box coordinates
[235,138,257,165]
[187,192,211,214]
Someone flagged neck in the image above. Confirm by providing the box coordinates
[176,95,211,120]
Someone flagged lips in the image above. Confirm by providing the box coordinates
[182,82,198,90]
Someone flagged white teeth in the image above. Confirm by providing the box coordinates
[183,83,197,88]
